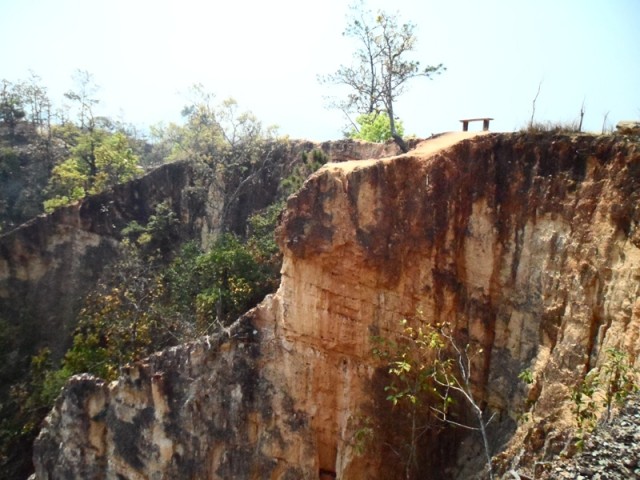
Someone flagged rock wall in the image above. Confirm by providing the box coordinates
[33,316,321,479]
[33,133,640,479]
[0,160,221,359]
[0,138,399,363]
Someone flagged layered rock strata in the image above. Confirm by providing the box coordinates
[33,133,640,479]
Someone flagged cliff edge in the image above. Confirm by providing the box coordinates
[33,132,640,479]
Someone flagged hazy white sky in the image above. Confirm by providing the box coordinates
[1,0,638,140]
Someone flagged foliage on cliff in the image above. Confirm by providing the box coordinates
[0,201,282,476]
[348,111,405,143]
[0,73,148,231]
[371,317,494,479]
[148,85,285,233]
[43,129,142,212]
[0,127,322,478]
[0,72,330,477]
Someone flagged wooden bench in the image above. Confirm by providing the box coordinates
[460,117,493,132]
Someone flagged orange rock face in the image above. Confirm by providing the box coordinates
[272,131,640,477]
[34,133,640,479]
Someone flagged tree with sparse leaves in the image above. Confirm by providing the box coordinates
[321,1,444,152]
[151,85,284,233]
[0,80,26,134]
[373,318,494,480]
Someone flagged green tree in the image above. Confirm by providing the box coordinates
[61,201,188,380]
[0,80,26,134]
[372,321,437,479]
[192,233,279,329]
[62,245,170,380]
[151,85,284,233]
[44,130,141,212]
[571,369,600,448]
[43,70,143,212]
[322,1,444,152]
[349,111,404,142]
[92,132,143,191]
[570,346,639,443]
[373,318,494,480]
[601,347,638,420]
[42,156,87,211]
[0,346,68,479]
[62,202,282,380]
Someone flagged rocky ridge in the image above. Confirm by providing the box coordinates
[32,132,640,479]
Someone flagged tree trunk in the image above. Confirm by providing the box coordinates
[392,132,409,153]
[387,101,408,153]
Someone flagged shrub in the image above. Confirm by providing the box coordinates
[349,112,405,143]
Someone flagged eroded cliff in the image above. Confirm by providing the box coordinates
[0,138,399,362]
[33,132,640,479]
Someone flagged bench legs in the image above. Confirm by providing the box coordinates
[460,119,491,131]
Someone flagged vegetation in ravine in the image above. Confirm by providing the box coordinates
[0,83,328,476]
[0,71,330,477]
[367,316,494,480]
[0,199,283,476]
[570,347,638,448]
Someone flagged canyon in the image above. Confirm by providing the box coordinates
[0,138,399,362]
[20,131,640,478]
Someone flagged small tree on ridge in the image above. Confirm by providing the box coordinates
[321,1,444,152]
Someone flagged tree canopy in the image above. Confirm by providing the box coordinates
[150,84,284,233]
[43,71,143,212]
[44,130,142,212]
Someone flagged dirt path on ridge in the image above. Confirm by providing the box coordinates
[326,131,491,174]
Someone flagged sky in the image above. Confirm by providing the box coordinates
[1,0,639,141]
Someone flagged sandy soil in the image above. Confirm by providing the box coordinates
[326,131,491,174]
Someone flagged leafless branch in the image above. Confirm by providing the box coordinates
[529,80,542,128]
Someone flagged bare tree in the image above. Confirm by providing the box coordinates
[601,111,610,134]
[430,325,495,480]
[578,98,586,132]
[320,2,383,119]
[321,1,444,152]
[528,80,543,128]
[156,85,284,234]
[64,70,99,131]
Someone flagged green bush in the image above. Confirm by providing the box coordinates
[193,233,278,329]
[280,149,328,197]
[349,112,405,143]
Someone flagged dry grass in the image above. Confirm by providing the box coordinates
[523,120,582,134]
